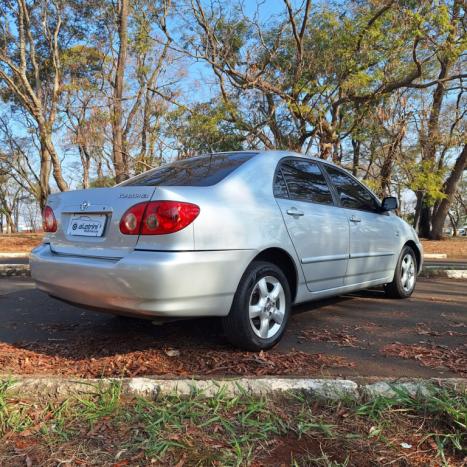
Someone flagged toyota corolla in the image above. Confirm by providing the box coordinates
[31,151,422,350]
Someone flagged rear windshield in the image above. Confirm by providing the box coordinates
[120,152,257,187]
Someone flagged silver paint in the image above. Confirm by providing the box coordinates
[30,150,423,318]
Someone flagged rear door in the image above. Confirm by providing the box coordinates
[323,164,399,284]
[274,158,349,292]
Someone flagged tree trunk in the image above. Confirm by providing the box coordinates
[419,205,432,238]
[44,133,69,192]
[430,144,467,240]
[351,139,360,176]
[136,90,151,175]
[3,210,16,234]
[112,0,129,184]
[96,158,104,181]
[79,147,91,189]
[413,191,423,232]
[448,212,458,236]
[380,121,406,197]
[38,140,52,210]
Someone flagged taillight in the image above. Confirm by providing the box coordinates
[120,201,200,235]
[42,206,57,232]
[119,202,147,235]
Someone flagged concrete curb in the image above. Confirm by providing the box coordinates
[2,376,466,400]
[419,268,467,279]
[444,270,467,279]
[0,264,30,277]
[0,252,29,258]
[424,253,448,259]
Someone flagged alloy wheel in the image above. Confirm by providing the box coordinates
[248,276,285,339]
[400,253,415,293]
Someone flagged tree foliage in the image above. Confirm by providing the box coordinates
[0,0,465,237]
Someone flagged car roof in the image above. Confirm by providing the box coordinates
[214,150,338,167]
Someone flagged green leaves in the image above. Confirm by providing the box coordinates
[166,101,245,155]
[409,161,448,204]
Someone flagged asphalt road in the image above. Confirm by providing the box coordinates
[0,276,465,378]
[423,258,467,269]
[0,257,29,264]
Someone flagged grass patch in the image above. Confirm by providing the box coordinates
[355,385,466,465]
[0,381,465,466]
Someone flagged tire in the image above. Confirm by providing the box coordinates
[222,261,291,351]
[385,246,417,299]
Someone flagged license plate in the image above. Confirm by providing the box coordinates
[67,214,107,237]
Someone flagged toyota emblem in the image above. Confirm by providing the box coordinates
[80,201,90,211]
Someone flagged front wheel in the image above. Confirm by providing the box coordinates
[385,246,417,298]
[222,261,291,351]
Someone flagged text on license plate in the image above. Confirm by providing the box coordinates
[67,215,107,237]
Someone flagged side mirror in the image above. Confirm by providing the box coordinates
[381,196,398,211]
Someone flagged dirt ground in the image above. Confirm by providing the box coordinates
[422,237,467,258]
[0,234,43,253]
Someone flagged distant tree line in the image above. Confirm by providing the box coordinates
[0,0,465,238]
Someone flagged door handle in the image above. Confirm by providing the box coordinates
[286,208,304,217]
[349,215,361,223]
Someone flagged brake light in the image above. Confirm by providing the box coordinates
[42,206,57,232]
[119,201,200,235]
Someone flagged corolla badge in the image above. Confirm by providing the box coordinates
[119,193,149,199]
[80,201,90,211]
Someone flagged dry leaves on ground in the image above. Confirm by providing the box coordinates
[298,327,363,348]
[421,238,467,258]
[0,234,43,253]
[0,341,354,377]
[415,323,467,337]
[381,343,467,377]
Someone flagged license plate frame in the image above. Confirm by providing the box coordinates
[67,214,107,237]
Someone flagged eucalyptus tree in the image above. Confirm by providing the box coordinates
[180,0,465,238]
[0,0,101,207]
[68,0,175,182]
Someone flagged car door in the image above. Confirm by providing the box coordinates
[274,158,349,292]
[323,164,400,285]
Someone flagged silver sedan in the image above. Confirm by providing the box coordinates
[31,151,422,350]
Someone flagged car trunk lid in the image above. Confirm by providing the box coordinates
[45,186,156,258]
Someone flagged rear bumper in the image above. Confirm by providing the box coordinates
[30,244,255,317]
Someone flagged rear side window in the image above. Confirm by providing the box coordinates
[275,159,334,205]
[273,170,289,198]
[121,152,257,187]
[324,165,380,212]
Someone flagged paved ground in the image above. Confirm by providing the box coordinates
[0,276,465,378]
[0,257,29,264]
[423,258,467,269]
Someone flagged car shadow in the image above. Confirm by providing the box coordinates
[291,286,388,316]
[0,285,366,364]
[2,285,392,360]
[1,280,465,380]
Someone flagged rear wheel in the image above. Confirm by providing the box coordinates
[222,261,291,351]
[385,246,417,298]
